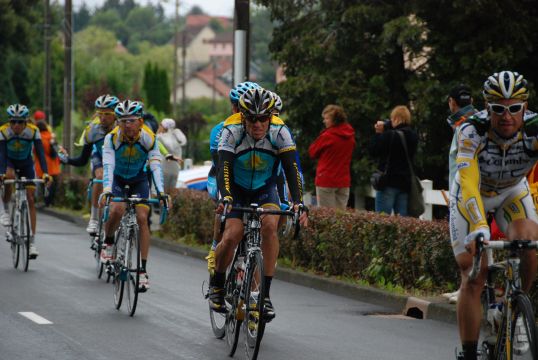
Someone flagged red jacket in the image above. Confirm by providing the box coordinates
[308,123,356,188]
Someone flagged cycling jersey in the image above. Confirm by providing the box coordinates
[450,109,538,242]
[67,119,112,167]
[217,115,303,204]
[0,123,48,175]
[102,125,164,195]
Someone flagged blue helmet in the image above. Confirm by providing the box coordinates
[95,94,120,109]
[115,100,144,118]
[7,104,30,119]
[229,81,261,105]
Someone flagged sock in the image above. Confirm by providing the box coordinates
[214,271,226,288]
[211,239,218,251]
[141,259,147,272]
[90,206,99,221]
[462,341,478,360]
[104,236,114,245]
[263,276,273,298]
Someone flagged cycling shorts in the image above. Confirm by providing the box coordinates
[91,151,103,178]
[112,175,150,207]
[449,177,538,256]
[7,158,36,187]
[227,184,281,219]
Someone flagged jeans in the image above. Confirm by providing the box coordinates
[375,186,408,216]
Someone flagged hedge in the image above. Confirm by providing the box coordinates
[53,178,538,306]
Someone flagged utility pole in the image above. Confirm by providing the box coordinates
[181,25,186,115]
[44,0,52,126]
[233,0,249,86]
[172,0,179,117]
[63,0,73,174]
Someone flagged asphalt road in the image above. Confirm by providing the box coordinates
[0,213,460,360]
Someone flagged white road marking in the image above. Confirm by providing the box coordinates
[18,312,53,324]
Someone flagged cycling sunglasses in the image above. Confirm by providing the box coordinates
[118,117,139,124]
[488,103,525,116]
[9,119,26,125]
[244,114,272,123]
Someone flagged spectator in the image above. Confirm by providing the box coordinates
[33,110,61,206]
[157,118,187,192]
[308,105,355,209]
[369,105,418,216]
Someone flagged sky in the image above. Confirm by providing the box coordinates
[77,0,235,17]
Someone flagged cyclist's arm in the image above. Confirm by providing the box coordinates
[148,141,164,194]
[66,143,93,166]
[0,140,7,174]
[34,138,49,174]
[455,123,488,232]
[102,135,115,193]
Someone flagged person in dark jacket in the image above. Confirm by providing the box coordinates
[309,105,356,209]
[369,105,418,216]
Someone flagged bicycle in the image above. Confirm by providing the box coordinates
[103,192,168,317]
[468,234,538,359]
[87,178,106,279]
[209,202,301,360]
[2,177,45,272]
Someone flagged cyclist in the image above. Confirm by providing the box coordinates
[205,81,261,275]
[0,104,51,258]
[450,71,538,360]
[208,88,308,319]
[100,100,167,292]
[59,94,119,235]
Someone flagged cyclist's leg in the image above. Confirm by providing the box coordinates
[450,186,490,359]
[496,181,538,292]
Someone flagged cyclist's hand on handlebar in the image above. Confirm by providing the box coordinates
[99,191,112,208]
[293,203,309,227]
[216,197,232,214]
[464,227,490,256]
[42,173,53,187]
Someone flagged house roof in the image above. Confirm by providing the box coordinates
[186,14,231,29]
[193,58,232,97]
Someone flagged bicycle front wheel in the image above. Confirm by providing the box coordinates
[125,227,140,317]
[509,294,538,359]
[19,202,31,272]
[243,251,266,360]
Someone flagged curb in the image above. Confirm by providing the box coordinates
[40,207,457,324]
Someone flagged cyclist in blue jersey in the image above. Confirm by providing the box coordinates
[59,94,119,234]
[0,104,51,258]
[208,88,308,319]
[99,100,168,291]
[205,81,261,275]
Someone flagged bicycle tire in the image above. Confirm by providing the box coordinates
[243,251,266,360]
[224,264,241,353]
[125,227,140,317]
[113,230,124,310]
[10,203,19,269]
[20,202,30,272]
[509,294,538,359]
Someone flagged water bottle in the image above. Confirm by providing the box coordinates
[235,256,245,287]
[487,302,503,333]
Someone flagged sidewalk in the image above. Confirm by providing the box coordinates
[40,207,457,324]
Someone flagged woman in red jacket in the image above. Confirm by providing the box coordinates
[308,105,356,209]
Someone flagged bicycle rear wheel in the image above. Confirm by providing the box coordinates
[509,294,538,359]
[10,205,19,269]
[243,251,266,360]
[125,227,140,317]
[113,234,124,310]
[19,202,30,272]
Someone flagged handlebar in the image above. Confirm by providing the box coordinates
[468,235,538,280]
